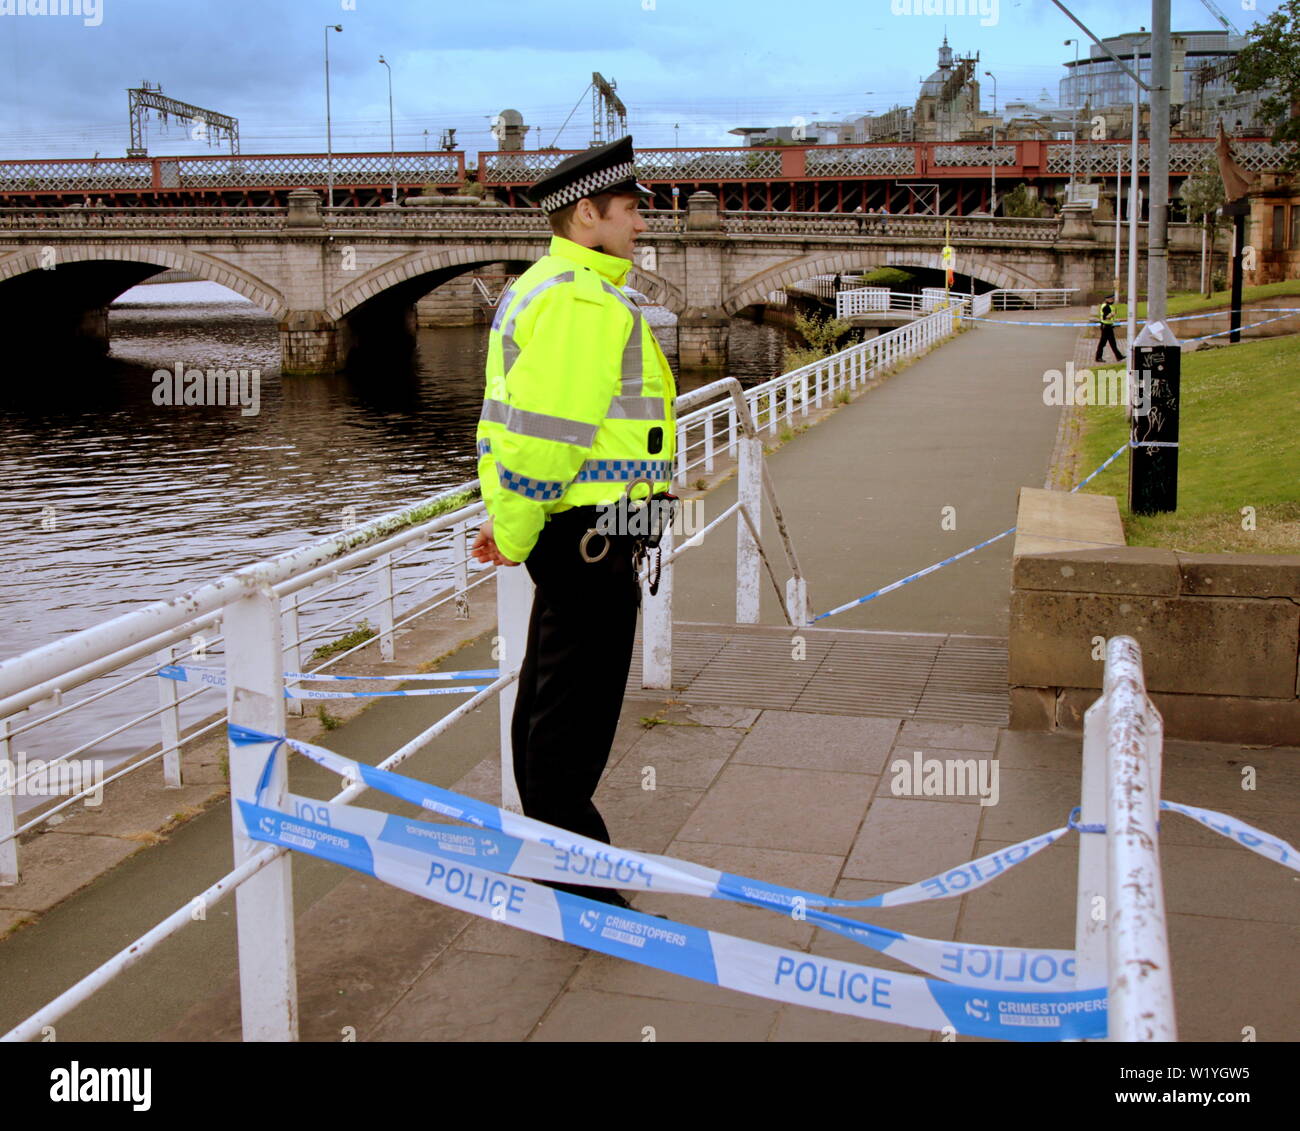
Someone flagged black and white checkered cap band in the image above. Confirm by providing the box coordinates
[538,160,638,214]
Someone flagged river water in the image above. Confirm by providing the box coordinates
[0,281,791,804]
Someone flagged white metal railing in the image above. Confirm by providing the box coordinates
[834,288,973,318]
[0,489,487,886]
[1075,636,1176,1042]
[0,306,971,1041]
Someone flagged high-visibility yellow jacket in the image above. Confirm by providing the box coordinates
[476,235,678,563]
[1097,301,1117,325]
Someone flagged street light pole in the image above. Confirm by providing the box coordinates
[379,55,396,204]
[324,23,342,209]
[1065,38,1079,203]
[984,71,998,214]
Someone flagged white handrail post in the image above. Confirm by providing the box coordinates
[157,645,183,787]
[768,390,777,436]
[642,523,674,690]
[704,414,715,473]
[1075,673,1109,1007]
[736,434,762,623]
[0,716,18,885]
[675,423,687,486]
[453,521,471,619]
[727,403,737,458]
[281,594,304,717]
[1103,636,1175,1041]
[495,565,532,813]
[224,585,297,1042]
[378,553,396,662]
[800,372,809,417]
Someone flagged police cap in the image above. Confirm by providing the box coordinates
[526,135,654,215]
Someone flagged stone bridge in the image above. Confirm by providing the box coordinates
[0,191,1211,373]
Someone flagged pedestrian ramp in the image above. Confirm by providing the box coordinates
[626,623,1009,727]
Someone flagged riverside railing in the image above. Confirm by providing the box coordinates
[1075,636,1176,1042]
[0,493,490,886]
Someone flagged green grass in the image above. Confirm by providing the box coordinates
[1075,333,1300,554]
[1124,280,1300,320]
[308,620,377,665]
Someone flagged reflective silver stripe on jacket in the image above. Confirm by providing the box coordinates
[601,280,643,396]
[607,396,665,420]
[503,406,598,446]
[499,271,576,375]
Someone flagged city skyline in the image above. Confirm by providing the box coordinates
[0,0,1287,159]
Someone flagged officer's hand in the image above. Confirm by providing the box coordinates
[471,519,521,567]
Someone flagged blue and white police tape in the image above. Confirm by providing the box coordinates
[233,802,1101,1036]
[811,441,1128,624]
[275,787,1079,991]
[812,440,1129,621]
[964,308,1300,330]
[230,725,1298,1033]
[160,663,495,699]
[1182,310,1300,342]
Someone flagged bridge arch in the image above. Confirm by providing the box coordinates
[328,243,686,320]
[0,244,287,317]
[724,248,1043,315]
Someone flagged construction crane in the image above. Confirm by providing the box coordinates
[591,73,627,146]
[1198,0,1242,38]
[126,81,240,158]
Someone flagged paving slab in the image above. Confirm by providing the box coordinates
[732,711,900,775]
[529,988,777,1043]
[676,764,876,856]
[842,797,982,885]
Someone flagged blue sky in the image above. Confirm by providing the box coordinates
[0,0,1286,159]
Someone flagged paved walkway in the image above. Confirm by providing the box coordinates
[2,310,1295,1042]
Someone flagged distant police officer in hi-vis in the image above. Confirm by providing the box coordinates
[1095,295,1125,363]
[470,136,676,910]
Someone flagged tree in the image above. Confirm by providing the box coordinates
[1233,0,1300,171]
[782,310,852,372]
[1178,159,1227,297]
[1003,182,1046,218]
[859,267,914,288]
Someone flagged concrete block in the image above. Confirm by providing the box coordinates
[1013,547,1181,596]
[1012,486,1124,559]
[1175,551,1300,598]
[1009,591,1299,698]
[1008,685,1056,732]
[1057,687,1300,747]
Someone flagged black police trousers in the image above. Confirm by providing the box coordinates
[1096,323,1123,362]
[510,505,641,904]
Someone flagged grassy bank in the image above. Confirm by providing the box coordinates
[1128,279,1300,319]
[1075,333,1300,554]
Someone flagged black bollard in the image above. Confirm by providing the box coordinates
[1128,322,1181,515]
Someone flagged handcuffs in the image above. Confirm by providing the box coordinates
[578,477,678,596]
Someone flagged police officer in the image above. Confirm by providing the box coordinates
[1095,295,1125,363]
[470,136,676,909]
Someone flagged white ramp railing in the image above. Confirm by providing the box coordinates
[1075,635,1176,1042]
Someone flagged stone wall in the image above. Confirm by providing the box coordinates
[1008,488,1300,745]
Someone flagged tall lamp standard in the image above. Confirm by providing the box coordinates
[324,23,343,209]
[984,70,998,214]
[1064,38,1079,204]
[378,54,396,203]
